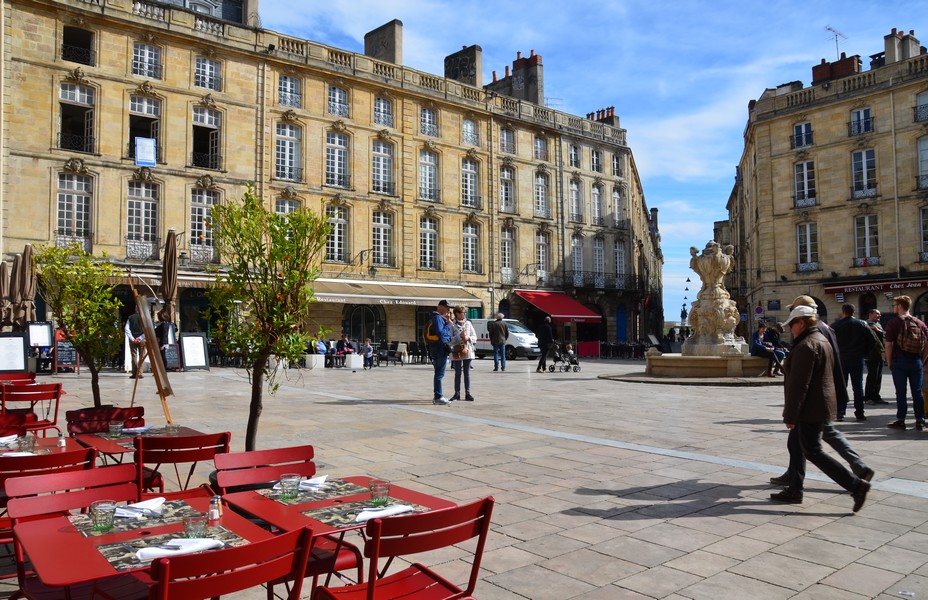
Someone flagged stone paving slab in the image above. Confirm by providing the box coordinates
[1,359,927,598]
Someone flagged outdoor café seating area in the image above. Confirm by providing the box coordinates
[0,374,495,599]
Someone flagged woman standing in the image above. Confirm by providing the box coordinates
[450,305,476,401]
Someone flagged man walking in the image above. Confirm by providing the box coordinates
[124,312,145,379]
[487,313,509,372]
[831,303,874,421]
[865,309,887,405]
[425,300,453,405]
[535,316,554,373]
[885,295,928,430]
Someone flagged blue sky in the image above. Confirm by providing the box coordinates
[258,1,924,324]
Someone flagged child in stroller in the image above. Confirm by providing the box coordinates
[546,341,581,372]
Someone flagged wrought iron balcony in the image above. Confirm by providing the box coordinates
[418,187,441,202]
[569,212,584,223]
[132,62,162,79]
[189,244,219,264]
[372,180,395,195]
[917,175,928,190]
[851,184,878,199]
[461,196,482,210]
[853,256,880,267]
[534,148,548,161]
[848,118,874,136]
[797,261,820,272]
[419,259,442,271]
[374,112,393,127]
[535,206,550,219]
[58,132,94,153]
[61,44,95,66]
[55,231,91,252]
[793,194,817,209]
[914,103,928,123]
[563,271,643,291]
[325,173,351,188]
[921,251,928,263]
[328,102,349,117]
[125,236,159,260]
[194,74,222,91]
[500,268,515,285]
[614,217,629,230]
[592,216,605,226]
[500,140,515,154]
[789,132,814,149]
[463,131,479,145]
[420,123,438,137]
[191,152,222,170]
[275,166,303,182]
[279,92,302,108]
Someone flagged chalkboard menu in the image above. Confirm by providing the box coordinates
[55,339,79,369]
[163,344,181,370]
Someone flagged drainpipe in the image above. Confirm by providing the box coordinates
[487,113,495,312]
[255,33,267,198]
[890,78,901,278]
[556,136,565,286]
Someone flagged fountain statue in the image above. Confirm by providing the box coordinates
[681,241,747,356]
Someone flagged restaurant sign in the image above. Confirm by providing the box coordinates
[823,279,928,295]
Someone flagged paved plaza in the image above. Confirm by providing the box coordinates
[5,357,928,599]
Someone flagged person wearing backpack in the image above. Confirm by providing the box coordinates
[884,295,928,430]
[425,299,454,405]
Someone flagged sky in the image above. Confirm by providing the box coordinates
[257,0,924,324]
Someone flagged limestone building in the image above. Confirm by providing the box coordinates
[726,28,928,330]
[1,0,662,349]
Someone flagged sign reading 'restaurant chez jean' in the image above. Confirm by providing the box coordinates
[823,279,928,294]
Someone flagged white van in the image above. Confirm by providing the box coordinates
[470,319,541,360]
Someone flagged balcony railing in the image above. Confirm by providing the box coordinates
[917,175,928,190]
[325,173,351,188]
[328,102,349,117]
[194,74,222,91]
[562,271,643,291]
[275,166,303,182]
[853,256,880,267]
[848,118,874,136]
[126,236,159,260]
[189,244,219,264]
[461,196,482,210]
[58,132,94,153]
[535,206,550,219]
[797,261,819,272]
[592,216,605,226]
[793,194,817,209]
[534,148,548,161]
[374,112,393,127]
[61,44,95,66]
[921,251,928,263]
[279,92,302,108]
[500,267,515,285]
[463,132,479,145]
[569,212,583,223]
[372,180,395,195]
[614,217,629,230]
[55,232,91,252]
[914,103,928,123]
[500,140,515,154]
[419,259,442,271]
[191,152,222,170]
[132,62,162,79]
[790,132,813,149]
[851,184,878,199]
[420,123,438,137]
[418,188,441,202]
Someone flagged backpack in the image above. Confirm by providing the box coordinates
[897,316,927,355]
[423,319,440,345]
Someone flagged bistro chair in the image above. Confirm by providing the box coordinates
[212,445,364,588]
[0,383,63,437]
[0,373,36,384]
[134,432,230,500]
[0,412,34,437]
[5,463,148,600]
[313,496,495,600]
[65,406,145,436]
[148,526,313,600]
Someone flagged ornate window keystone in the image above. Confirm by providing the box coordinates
[134,80,157,97]
[423,140,438,152]
[280,185,299,199]
[502,217,515,229]
[572,225,585,237]
[199,93,217,109]
[500,156,514,168]
[132,167,154,182]
[281,109,298,123]
[331,119,348,133]
[537,222,550,235]
[330,193,349,208]
[63,158,88,174]
[377,129,392,141]
[377,197,391,212]
[195,175,216,190]
[465,148,478,160]
[65,67,89,84]
[465,211,480,225]
[536,163,548,174]
[422,205,437,219]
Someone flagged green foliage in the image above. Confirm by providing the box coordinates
[34,244,123,407]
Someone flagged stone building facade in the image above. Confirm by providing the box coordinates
[725,28,928,332]
[1,0,662,349]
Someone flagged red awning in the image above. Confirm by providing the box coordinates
[514,290,602,323]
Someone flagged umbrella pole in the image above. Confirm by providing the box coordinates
[129,346,143,408]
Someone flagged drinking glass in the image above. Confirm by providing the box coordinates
[107,421,123,438]
[279,473,301,499]
[182,513,208,538]
[90,500,117,533]
[17,435,36,452]
[369,479,390,506]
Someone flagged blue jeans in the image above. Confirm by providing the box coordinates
[492,343,506,370]
[839,358,866,418]
[891,356,924,422]
[452,359,472,396]
[429,344,449,399]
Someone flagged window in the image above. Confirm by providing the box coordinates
[794,161,816,207]
[918,137,928,190]
[374,96,393,127]
[796,222,818,270]
[190,189,218,263]
[792,121,812,148]
[591,185,604,225]
[461,159,479,208]
[612,187,625,226]
[191,106,221,169]
[535,232,549,280]
[499,167,515,213]
[917,91,928,122]
[62,26,94,66]
[534,136,548,161]
[59,83,95,153]
[591,150,603,173]
[325,132,349,187]
[326,205,348,262]
[328,86,349,117]
[921,207,928,259]
[569,180,583,222]
[462,119,478,145]
[462,223,479,272]
[854,214,879,266]
[534,172,549,218]
[278,75,301,107]
[500,128,515,154]
[593,238,605,286]
[275,199,299,214]
[418,150,439,201]
[571,235,584,285]
[194,57,221,91]
[128,95,160,161]
[275,124,301,181]
[372,141,394,194]
[126,181,158,259]
[852,149,877,198]
[132,42,161,79]
[56,173,92,248]
[612,153,623,177]
[850,107,872,136]
[569,144,580,168]
[372,211,393,266]
[419,217,438,269]
[500,228,514,283]
[420,108,438,136]
[614,241,626,283]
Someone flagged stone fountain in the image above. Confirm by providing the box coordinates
[646,241,766,377]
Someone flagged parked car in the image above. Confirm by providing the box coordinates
[471,319,541,360]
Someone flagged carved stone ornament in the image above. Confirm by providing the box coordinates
[202,47,216,58]
[377,197,391,212]
[330,193,349,207]
[795,148,808,160]
[502,217,515,230]
[132,167,154,182]
[199,93,217,109]
[537,222,550,235]
[536,163,548,174]
[572,225,585,237]
[858,202,872,215]
[63,158,87,174]
[280,185,299,200]
[142,32,156,44]
[500,156,514,168]
[377,88,392,99]
[593,176,602,185]
[422,205,437,219]
[571,171,582,182]
[593,231,605,241]
[465,211,480,225]
[281,109,298,123]
[855,136,870,149]
[134,80,157,97]
[465,148,478,161]
[377,129,392,141]
[68,14,86,26]
[423,140,438,152]
[195,175,216,190]
[65,67,89,84]
[331,120,348,133]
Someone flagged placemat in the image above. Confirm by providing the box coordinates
[70,500,201,537]
[95,525,248,571]
[301,498,431,529]
[255,478,368,506]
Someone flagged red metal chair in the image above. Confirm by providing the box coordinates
[313,496,495,600]
[213,445,363,589]
[0,383,63,436]
[134,432,230,500]
[148,526,314,600]
[65,406,145,436]
[0,373,36,384]
[5,463,147,600]
[0,412,34,437]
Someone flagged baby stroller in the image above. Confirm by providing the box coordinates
[546,341,581,373]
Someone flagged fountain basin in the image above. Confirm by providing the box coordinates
[646,353,770,378]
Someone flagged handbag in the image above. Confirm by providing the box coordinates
[452,343,466,354]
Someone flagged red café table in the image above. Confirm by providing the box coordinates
[75,426,204,463]
[12,494,273,588]
[0,436,85,455]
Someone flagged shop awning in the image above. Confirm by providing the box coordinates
[311,279,481,307]
[514,290,602,323]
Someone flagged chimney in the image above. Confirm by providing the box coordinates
[885,27,903,63]
[364,19,403,65]
[901,29,921,60]
[492,70,497,82]
[444,44,482,87]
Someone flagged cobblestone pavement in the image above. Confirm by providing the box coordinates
[3,358,927,599]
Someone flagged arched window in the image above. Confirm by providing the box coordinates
[420,217,438,269]
[326,205,348,262]
[419,150,439,201]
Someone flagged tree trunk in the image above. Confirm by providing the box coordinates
[245,352,269,451]
[79,349,103,408]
